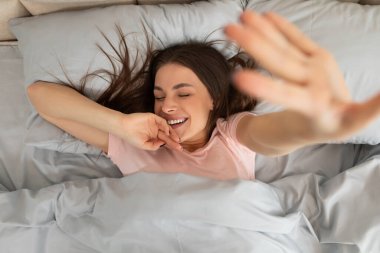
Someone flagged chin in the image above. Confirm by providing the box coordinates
[178,133,188,143]
[173,127,189,142]
[176,131,191,143]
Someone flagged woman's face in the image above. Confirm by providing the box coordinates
[154,63,213,147]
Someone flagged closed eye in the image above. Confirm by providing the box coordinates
[179,94,190,97]
[154,97,165,101]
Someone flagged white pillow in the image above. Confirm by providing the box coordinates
[9,0,243,154]
[0,0,30,41]
[247,0,380,145]
[19,0,137,15]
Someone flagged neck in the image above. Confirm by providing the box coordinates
[181,136,208,152]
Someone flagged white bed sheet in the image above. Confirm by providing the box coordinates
[0,45,363,190]
[1,44,380,253]
[0,45,122,191]
[0,45,29,190]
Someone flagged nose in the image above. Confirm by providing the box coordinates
[161,97,177,114]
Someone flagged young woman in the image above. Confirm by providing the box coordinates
[27,11,380,181]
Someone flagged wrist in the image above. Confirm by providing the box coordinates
[278,110,324,143]
[105,109,126,137]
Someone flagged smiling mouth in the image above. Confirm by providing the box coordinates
[167,118,188,127]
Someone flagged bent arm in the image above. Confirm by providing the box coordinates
[27,81,125,153]
[237,111,329,157]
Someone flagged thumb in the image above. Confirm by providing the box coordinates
[341,93,380,131]
[153,115,170,136]
[355,93,380,121]
[367,92,380,115]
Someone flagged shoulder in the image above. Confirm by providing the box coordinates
[213,112,257,159]
[227,111,256,124]
[215,111,256,141]
[216,112,255,132]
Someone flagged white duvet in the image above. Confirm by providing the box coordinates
[1,153,379,253]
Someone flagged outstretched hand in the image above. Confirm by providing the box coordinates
[118,113,182,151]
[225,11,380,140]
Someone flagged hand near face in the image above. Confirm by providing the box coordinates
[225,11,380,140]
[119,113,182,151]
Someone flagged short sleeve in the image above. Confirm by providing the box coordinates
[216,112,256,144]
[229,112,256,143]
[106,133,153,176]
[106,133,123,163]
[216,112,256,179]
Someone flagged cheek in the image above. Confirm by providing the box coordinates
[193,105,211,127]
[153,102,160,114]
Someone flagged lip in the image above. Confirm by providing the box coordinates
[169,118,188,129]
[165,116,188,121]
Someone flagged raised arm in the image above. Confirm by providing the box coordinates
[225,11,380,156]
[27,81,181,153]
[236,111,325,157]
[27,82,125,153]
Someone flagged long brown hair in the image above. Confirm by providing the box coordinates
[61,25,257,140]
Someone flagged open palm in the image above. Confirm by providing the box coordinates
[225,11,380,140]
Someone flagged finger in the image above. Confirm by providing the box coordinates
[153,115,170,136]
[154,115,180,142]
[240,11,305,63]
[264,12,319,55]
[224,23,308,83]
[233,70,313,115]
[308,49,351,102]
[367,93,380,115]
[144,139,165,151]
[169,127,181,142]
[344,93,380,127]
[158,131,183,151]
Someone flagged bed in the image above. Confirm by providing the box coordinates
[1,0,380,252]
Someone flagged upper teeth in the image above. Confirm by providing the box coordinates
[167,119,186,125]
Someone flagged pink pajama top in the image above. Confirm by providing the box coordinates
[108,112,256,181]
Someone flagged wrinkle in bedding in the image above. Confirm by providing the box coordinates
[0,135,379,253]
[1,1,380,252]
[0,174,322,252]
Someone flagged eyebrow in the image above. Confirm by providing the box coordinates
[154,83,194,91]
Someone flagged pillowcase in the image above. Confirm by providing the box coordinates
[0,0,30,41]
[19,0,202,16]
[9,0,243,154]
[246,0,380,145]
[20,0,137,15]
